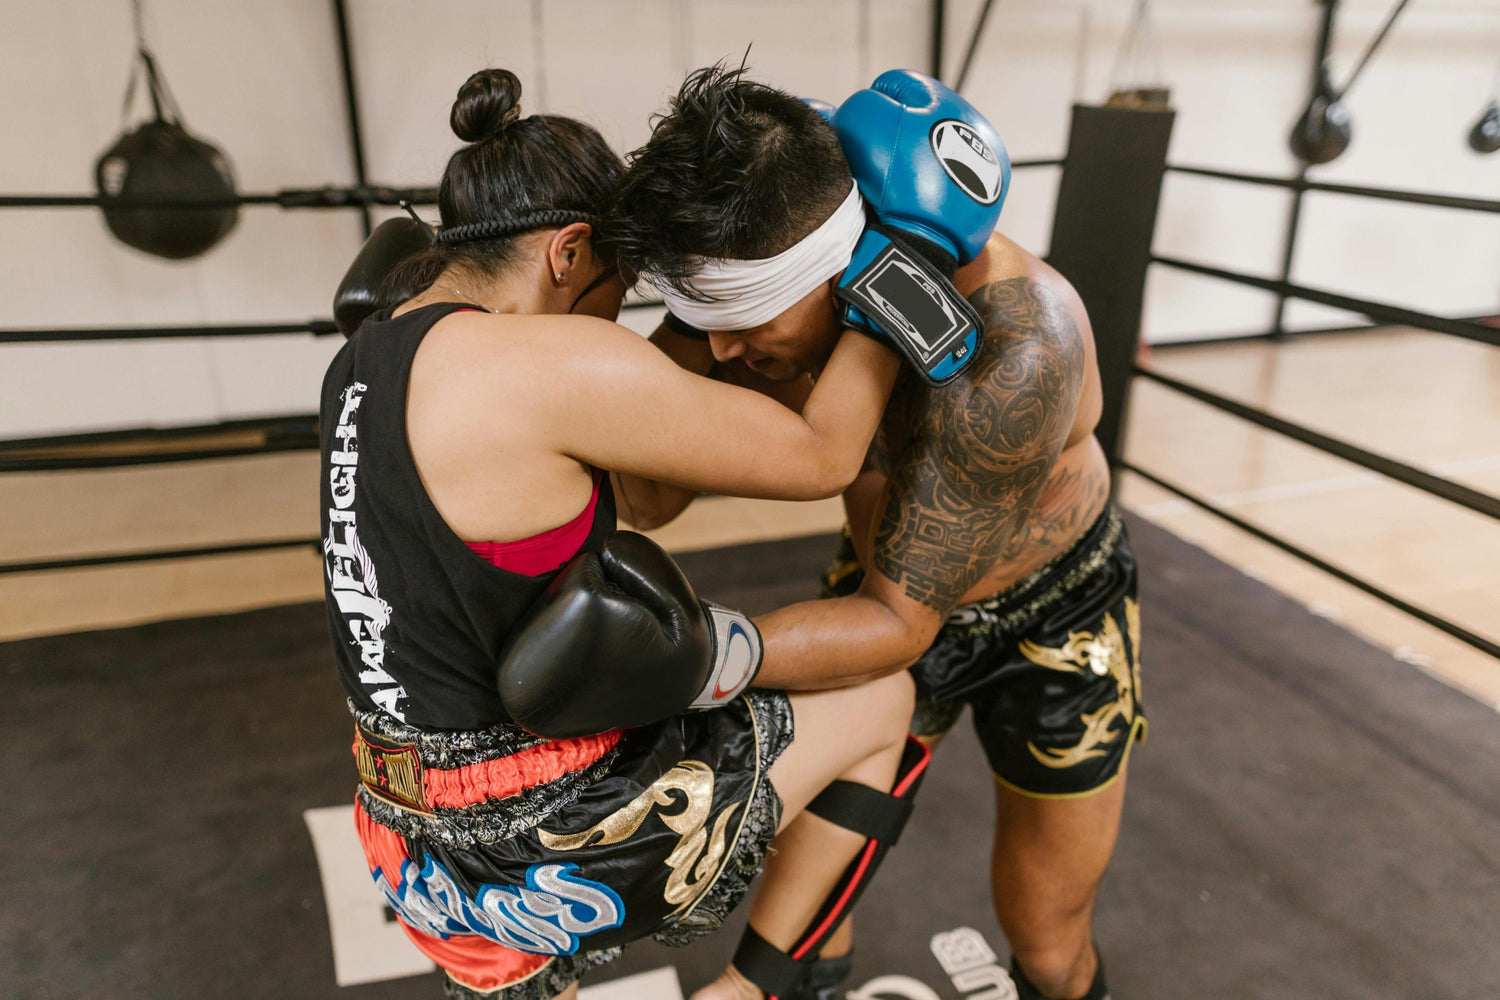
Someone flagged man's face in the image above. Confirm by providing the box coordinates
[703,280,844,381]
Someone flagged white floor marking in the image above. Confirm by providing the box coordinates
[580,966,685,1000]
[303,805,436,986]
[846,975,943,1000]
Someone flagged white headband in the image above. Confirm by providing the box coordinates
[653,184,866,331]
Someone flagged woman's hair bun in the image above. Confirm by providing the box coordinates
[451,68,524,143]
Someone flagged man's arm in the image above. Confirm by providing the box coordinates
[753,276,1086,689]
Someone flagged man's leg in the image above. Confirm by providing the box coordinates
[991,776,1127,999]
[693,671,916,1000]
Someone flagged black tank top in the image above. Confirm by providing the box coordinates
[319,302,617,730]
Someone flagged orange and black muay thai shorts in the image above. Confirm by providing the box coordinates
[349,691,792,999]
[822,506,1145,798]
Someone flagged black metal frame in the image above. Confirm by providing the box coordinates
[1270,0,1341,338]
[952,0,999,93]
[332,0,373,238]
[930,0,946,79]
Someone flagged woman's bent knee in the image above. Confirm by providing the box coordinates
[869,669,916,745]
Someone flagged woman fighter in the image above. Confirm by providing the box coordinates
[321,69,925,1000]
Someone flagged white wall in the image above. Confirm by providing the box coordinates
[2,0,1497,438]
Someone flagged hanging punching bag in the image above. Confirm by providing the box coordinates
[1289,63,1352,165]
[94,47,239,260]
[1470,101,1500,155]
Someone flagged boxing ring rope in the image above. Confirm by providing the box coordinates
[1134,368,1500,524]
[0,320,341,344]
[1150,255,1500,349]
[1117,154,1500,661]
[0,537,322,577]
[1166,163,1500,216]
[0,184,439,210]
[0,154,1066,574]
[1120,462,1500,662]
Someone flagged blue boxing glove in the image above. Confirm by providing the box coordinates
[803,98,837,121]
[831,70,1010,385]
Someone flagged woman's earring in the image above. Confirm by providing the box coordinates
[556,272,565,281]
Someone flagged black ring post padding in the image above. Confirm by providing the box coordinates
[0,536,321,576]
[1136,367,1500,523]
[0,320,340,344]
[732,926,810,999]
[1121,462,1500,661]
[1165,164,1500,216]
[806,780,915,844]
[1151,255,1500,349]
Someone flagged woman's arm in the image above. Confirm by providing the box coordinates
[611,324,713,528]
[551,318,899,502]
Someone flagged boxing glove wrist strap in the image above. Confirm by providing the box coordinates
[835,225,984,386]
[687,603,764,710]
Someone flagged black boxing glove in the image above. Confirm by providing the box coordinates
[332,217,433,336]
[496,532,763,739]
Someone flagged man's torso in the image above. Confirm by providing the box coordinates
[861,232,1111,610]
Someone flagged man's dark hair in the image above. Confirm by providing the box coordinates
[612,63,852,296]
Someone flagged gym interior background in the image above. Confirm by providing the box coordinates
[1,1,1497,998]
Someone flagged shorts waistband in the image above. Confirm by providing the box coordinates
[349,704,622,843]
[944,506,1123,637]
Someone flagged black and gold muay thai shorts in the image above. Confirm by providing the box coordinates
[349,691,792,1000]
[822,506,1145,798]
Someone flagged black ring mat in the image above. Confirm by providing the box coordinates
[2,513,1496,999]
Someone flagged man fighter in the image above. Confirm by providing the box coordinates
[611,66,1144,1000]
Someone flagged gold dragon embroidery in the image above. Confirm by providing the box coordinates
[1018,597,1141,769]
[536,761,738,915]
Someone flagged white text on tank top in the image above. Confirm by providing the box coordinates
[324,381,409,720]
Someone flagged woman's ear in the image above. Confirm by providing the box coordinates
[547,222,595,283]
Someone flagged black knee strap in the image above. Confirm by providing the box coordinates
[806,777,914,843]
[732,926,811,998]
[733,737,931,999]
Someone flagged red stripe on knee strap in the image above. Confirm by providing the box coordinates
[790,737,932,957]
[791,842,878,961]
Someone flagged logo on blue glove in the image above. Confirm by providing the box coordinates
[929,120,1005,205]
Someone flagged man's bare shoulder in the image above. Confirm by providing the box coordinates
[958,232,1089,332]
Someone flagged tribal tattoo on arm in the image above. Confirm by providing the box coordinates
[872,277,1086,612]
